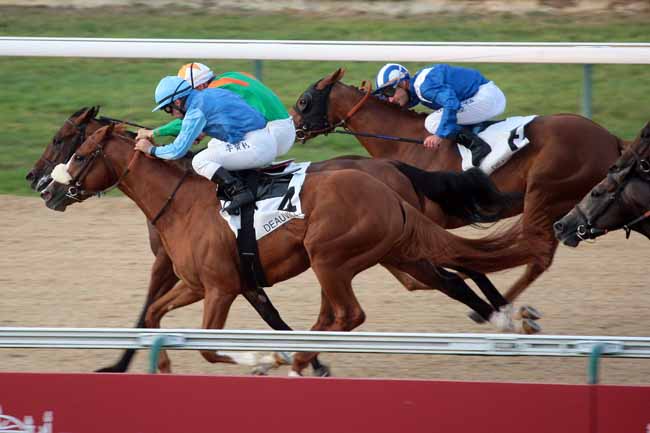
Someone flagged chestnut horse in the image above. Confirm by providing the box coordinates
[41,124,540,375]
[33,109,528,373]
[554,123,650,247]
[292,68,625,307]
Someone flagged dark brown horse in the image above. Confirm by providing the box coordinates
[292,68,625,308]
[32,109,528,373]
[41,124,540,375]
[554,123,650,246]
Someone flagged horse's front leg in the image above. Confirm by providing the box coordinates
[199,289,238,364]
[97,248,179,373]
[144,281,203,373]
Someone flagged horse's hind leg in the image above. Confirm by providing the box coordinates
[391,260,516,331]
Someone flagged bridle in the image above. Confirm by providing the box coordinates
[575,142,650,241]
[293,80,372,142]
[41,118,89,175]
[64,132,138,201]
[64,132,189,226]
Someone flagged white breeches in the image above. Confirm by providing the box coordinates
[424,81,507,135]
[268,117,296,156]
[192,127,278,179]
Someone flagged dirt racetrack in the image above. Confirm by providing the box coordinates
[0,195,648,384]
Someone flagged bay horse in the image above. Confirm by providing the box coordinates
[41,124,540,375]
[292,68,625,308]
[554,123,650,246]
[32,108,530,373]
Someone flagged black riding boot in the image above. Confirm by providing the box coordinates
[211,167,255,215]
[457,127,492,167]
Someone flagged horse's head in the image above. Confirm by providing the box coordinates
[554,122,650,246]
[41,124,129,211]
[26,106,101,192]
[291,68,348,142]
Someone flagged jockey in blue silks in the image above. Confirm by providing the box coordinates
[135,76,279,214]
[373,63,507,167]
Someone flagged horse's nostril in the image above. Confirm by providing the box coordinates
[26,171,35,181]
[553,221,564,232]
[40,190,51,201]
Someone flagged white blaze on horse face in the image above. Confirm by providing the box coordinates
[51,163,72,185]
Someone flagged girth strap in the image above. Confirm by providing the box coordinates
[237,171,269,289]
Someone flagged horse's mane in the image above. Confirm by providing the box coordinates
[108,126,197,174]
[345,82,427,121]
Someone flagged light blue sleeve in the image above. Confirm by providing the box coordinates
[150,108,207,160]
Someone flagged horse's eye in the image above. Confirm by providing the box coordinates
[591,188,602,198]
[608,164,619,173]
[74,154,85,162]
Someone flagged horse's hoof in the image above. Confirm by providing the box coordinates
[522,318,542,334]
[468,310,487,324]
[274,351,293,365]
[519,305,542,320]
[288,370,302,377]
[251,364,273,376]
[95,365,127,373]
[312,364,332,377]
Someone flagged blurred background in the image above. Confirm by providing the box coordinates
[1,0,649,194]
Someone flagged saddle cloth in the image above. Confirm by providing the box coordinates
[219,161,311,240]
[458,115,538,174]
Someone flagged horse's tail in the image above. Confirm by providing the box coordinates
[394,202,544,274]
[392,162,521,224]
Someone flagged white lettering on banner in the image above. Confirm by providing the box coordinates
[0,405,54,433]
[263,211,301,233]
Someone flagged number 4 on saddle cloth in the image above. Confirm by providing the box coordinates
[217,161,310,288]
[459,115,537,174]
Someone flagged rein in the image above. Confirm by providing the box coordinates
[295,80,424,145]
[98,116,152,130]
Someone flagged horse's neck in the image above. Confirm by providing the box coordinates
[109,141,211,229]
[334,86,457,170]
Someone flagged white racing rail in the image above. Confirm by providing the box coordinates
[0,328,649,357]
[1,38,650,64]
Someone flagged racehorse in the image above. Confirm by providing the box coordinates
[40,123,541,375]
[32,108,537,373]
[554,123,650,246]
[292,68,625,309]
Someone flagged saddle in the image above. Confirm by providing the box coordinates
[216,160,297,204]
[217,160,301,290]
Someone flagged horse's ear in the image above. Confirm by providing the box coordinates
[76,107,97,125]
[91,105,101,118]
[641,122,650,141]
[93,124,115,143]
[317,68,346,89]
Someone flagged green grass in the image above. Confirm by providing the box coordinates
[2,6,650,195]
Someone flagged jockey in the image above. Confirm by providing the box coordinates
[374,63,506,167]
[137,62,295,157]
[134,75,276,214]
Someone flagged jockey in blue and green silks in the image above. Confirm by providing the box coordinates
[137,62,295,157]
[134,75,272,215]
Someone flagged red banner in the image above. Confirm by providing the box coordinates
[0,373,648,433]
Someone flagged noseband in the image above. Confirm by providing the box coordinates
[294,80,372,142]
[576,150,650,240]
